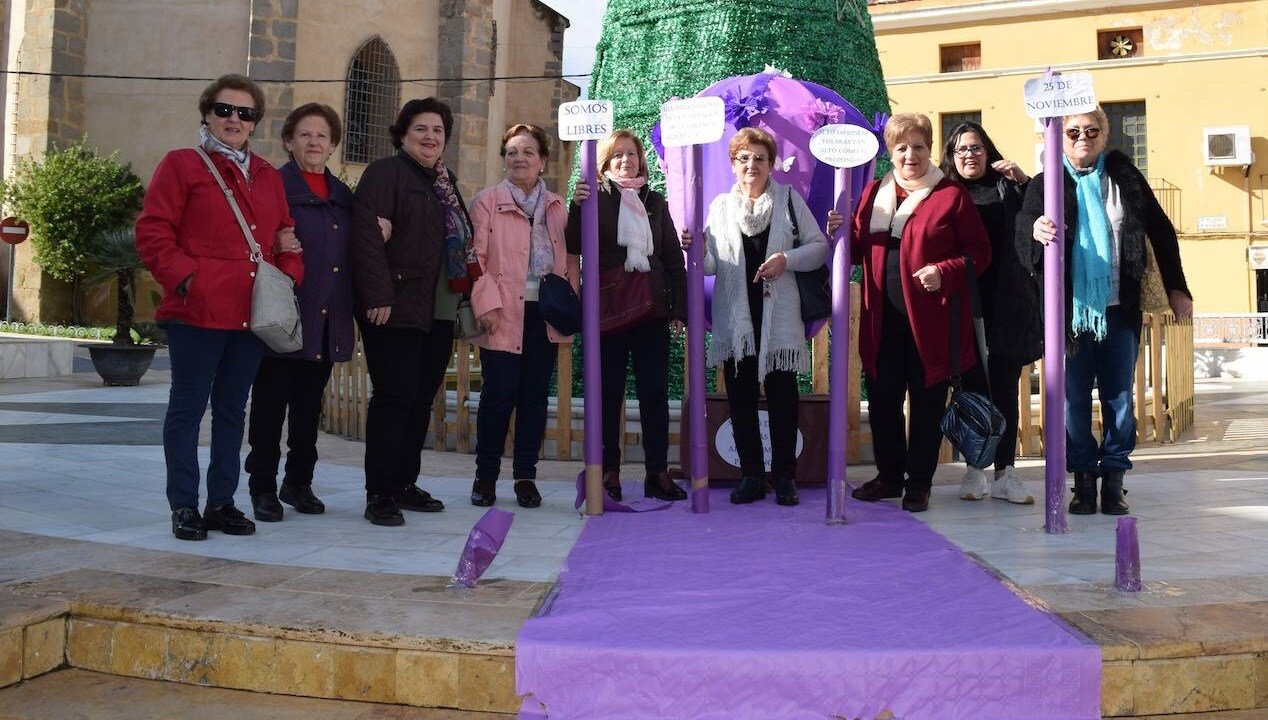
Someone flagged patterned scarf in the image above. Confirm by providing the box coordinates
[729,183,774,237]
[432,158,480,293]
[506,178,554,277]
[604,172,653,272]
[1064,154,1113,340]
[199,125,250,179]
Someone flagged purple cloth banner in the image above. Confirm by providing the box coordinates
[451,508,514,588]
[517,490,1100,719]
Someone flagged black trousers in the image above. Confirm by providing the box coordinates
[359,320,454,497]
[866,308,949,493]
[601,317,671,475]
[963,354,1025,470]
[723,356,799,481]
[475,302,557,482]
[245,355,334,495]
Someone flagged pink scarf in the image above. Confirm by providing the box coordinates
[605,172,654,272]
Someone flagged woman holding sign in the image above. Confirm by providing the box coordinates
[1021,106,1191,515]
[849,113,991,513]
[690,127,828,507]
[568,130,688,503]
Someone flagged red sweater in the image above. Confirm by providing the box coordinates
[136,148,302,330]
[851,177,991,386]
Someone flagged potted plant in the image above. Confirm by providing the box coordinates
[81,227,159,385]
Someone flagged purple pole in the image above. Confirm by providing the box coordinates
[581,140,604,516]
[826,167,852,524]
[1042,112,1068,534]
[1114,516,1142,591]
[686,144,710,513]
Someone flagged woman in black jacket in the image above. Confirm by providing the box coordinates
[940,121,1042,505]
[568,129,688,502]
[1020,106,1191,515]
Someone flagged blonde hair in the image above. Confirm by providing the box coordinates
[596,129,647,180]
[728,127,777,162]
[1062,106,1110,139]
[883,113,933,149]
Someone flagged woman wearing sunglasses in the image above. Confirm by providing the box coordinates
[939,122,1041,506]
[1020,106,1192,515]
[136,74,304,541]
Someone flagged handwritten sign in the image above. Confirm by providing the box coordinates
[558,100,614,141]
[1023,72,1096,119]
[809,124,880,169]
[659,97,726,148]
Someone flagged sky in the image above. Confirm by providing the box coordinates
[538,0,608,97]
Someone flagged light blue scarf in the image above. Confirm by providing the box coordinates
[1064,154,1112,340]
[199,125,251,180]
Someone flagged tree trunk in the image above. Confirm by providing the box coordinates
[114,269,135,345]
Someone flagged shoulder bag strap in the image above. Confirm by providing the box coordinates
[787,191,801,248]
[950,254,993,397]
[194,146,262,261]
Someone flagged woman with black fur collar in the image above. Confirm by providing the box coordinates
[1020,106,1192,516]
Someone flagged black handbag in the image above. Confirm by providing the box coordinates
[787,193,831,322]
[939,255,1006,469]
[538,273,582,336]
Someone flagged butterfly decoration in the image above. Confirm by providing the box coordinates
[776,155,796,173]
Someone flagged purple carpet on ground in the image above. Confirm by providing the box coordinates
[515,488,1100,720]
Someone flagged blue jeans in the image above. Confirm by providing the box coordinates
[1065,306,1140,473]
[162,324,266,510]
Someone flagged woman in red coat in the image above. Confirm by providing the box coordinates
[136,74,304,541]
[849,113,991,512]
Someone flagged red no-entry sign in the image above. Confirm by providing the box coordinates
[1,217,30,245]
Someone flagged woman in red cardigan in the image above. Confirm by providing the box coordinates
[136,74,304,541]
[849,113,991,512]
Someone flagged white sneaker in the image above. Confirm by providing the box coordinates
[991,466,1035,505]
[959,466,989,500]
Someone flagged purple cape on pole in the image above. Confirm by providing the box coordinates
[652,70,875,337]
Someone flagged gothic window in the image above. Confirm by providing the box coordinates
[344,37,401,165]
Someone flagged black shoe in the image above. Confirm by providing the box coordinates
[644,471,688,501]
[514,480,542,509]
[729,475,766,504]
[774,476,799,506]
[279,483,325,514]
[1100,470,1130,515]
[203,503,256,535]
[901,489,930,513]
[602,470,622,501]
[251,493,284,522]
[1069,471,1099,515]
[365,494,404,526]
[171,508,207,541]
[395,484,445,513]
[471,479,496,507]
[851,477,903,502]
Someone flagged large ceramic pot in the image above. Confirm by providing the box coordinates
[83,343,158,386]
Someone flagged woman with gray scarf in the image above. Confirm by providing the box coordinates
[692,127,828,506]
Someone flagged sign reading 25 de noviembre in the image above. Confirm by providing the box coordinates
[1023,72,1096,119]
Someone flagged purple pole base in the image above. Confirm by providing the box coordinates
[1115,516,1142,592]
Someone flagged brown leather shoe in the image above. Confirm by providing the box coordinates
[851,477,903,502]
[602,470,622,501]
[644,470,687,501]
[902,489,930,513]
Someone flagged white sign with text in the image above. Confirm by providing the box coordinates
[558,100,615,141]
[809,124,880,169]
[659,97,726,148]
[1023,72,1097,119]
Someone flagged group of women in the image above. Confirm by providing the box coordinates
[136,73,1189,540]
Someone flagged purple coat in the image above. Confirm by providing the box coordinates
[269,161,355,363]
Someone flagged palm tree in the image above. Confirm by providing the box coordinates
[85,227,147,346]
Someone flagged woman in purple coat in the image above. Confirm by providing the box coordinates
[245,104,356,522]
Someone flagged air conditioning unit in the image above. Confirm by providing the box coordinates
[1202,126,1252,167]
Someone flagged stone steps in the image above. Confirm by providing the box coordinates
[0,669,510,719]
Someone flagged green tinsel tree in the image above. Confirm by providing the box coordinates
[570,0,890,399]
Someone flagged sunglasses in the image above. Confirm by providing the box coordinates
[1064,127,1101,141]
[954,144,985,157]
[211,102,260,123]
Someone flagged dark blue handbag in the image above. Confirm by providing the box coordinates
[538,273,582,336]
[940,256,1006,469]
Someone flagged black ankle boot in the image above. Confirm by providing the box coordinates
[1100,470,1130,515]
[644,471,687,501]
[729,476,766,504]
[774,476,799,506]
[1069,471,1098,515]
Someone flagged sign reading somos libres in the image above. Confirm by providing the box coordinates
[558,100,615,141]
[1023,72,1096,119]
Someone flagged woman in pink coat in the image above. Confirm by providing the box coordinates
[468,124,579,508]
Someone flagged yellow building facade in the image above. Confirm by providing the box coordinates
[868,0,1268,313]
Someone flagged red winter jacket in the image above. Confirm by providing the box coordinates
[851,177,991,387]
[136,148,302,330]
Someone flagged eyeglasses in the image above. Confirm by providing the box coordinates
[954,144,985,157]
[733,153,769,165]
[503,149,540,159]
[1064,127,1101,141]
[211,102,260,123]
